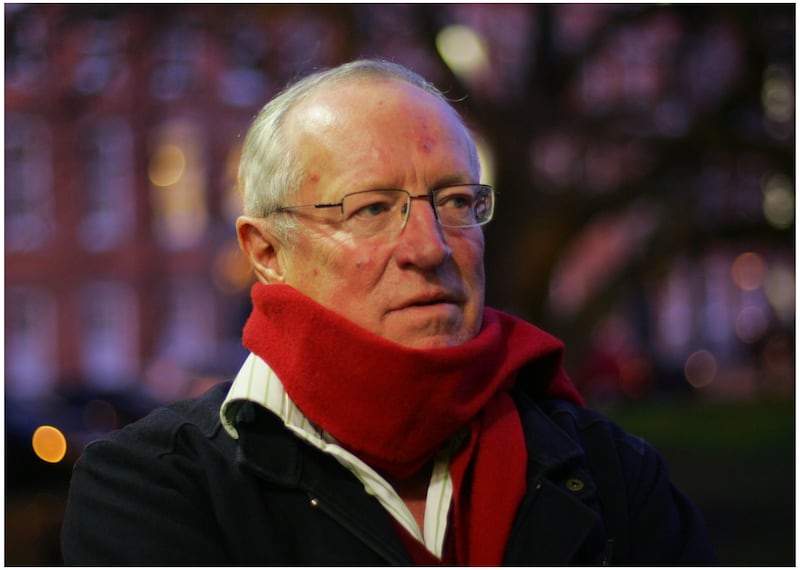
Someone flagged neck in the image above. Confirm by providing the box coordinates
[384,462,433,533]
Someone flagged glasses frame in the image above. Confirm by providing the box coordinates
[273,184,496,235]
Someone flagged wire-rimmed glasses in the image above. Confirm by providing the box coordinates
[273,184,496,237]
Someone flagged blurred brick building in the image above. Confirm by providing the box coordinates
[7,4,793,408]
[4,4,794,564]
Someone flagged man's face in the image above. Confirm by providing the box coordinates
[274,79,486,349]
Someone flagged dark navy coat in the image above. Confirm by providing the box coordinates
[62,381,718,565]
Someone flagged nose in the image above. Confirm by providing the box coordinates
[394,195,452,269]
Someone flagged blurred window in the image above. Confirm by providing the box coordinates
[150,22,202,101]
[158,279,216,367]
[5,287,58,400]
[5,114,54,251]
[79,116,135,251]
[78,281,139,389]
[149,120,209,250]
[5,5,49,91]
[72,18,128,95]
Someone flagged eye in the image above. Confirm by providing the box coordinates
[353,199,392,218]
[437,191,474,210]
[343,190,401,220]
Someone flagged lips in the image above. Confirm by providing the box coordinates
[390,290,464,312]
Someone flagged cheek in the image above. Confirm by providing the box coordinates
[321,240,388,295]
[350,243,386,277]
[454,232,485,276]
[342,234,386,266]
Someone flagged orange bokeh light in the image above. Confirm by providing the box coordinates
[32,425,67,463]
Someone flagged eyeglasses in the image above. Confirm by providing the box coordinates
[273,184,496,237]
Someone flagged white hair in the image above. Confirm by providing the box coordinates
[237,59,479,240]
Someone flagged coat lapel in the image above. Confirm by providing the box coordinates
[505,391,604,564]
[234,402,414,565]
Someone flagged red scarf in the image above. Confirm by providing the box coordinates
[242,283,583,565]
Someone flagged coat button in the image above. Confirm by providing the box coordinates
[310,498,320,507]
[565,478,585,492]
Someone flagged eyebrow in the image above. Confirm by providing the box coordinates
[431,174,478,188]
[360,173,478,194]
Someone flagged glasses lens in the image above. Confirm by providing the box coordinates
[435,185,494,227]
[341,190,408,235]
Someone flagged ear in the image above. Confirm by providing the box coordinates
[236,216,287,284]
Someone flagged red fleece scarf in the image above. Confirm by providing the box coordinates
[242,283,583,565]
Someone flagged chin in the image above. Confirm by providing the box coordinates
[393,327,477,350]
[403,337,461,350]
[382,307,480,349]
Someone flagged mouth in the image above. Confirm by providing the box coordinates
[390,291,464,313]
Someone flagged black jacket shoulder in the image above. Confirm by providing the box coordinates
[513,391,717,564]
[62,382,718,566]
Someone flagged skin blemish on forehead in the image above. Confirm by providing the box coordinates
[307,172,320,184]
[418,134,436,154]
[413,120,437,155]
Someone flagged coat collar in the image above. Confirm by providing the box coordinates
[514,389,585,472]
[232,392,586,485]
[233,394,601,565]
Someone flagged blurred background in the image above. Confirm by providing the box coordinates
[4,3,794,565]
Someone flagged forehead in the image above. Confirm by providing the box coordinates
[292,76,460,126]
[285,78,478,186]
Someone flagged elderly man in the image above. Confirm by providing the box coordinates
[62,59,717,565]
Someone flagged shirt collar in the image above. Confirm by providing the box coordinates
[220,352,325,443]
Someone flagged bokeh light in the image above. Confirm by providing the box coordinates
[31,425,67,463]
[761,173,794,230]
[762,65,794,124]
[148,122,209,249]
[473,132,496,188]
[436,25,489,80]
[148,143,186,187]
[731,252,766,291]
[684,349,718,389]
[764,263,794,322]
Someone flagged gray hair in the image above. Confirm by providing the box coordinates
[237,58,479,240]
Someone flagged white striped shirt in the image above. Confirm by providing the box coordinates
[220,352,454,558]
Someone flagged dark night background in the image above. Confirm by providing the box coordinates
[5,4,794,565]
